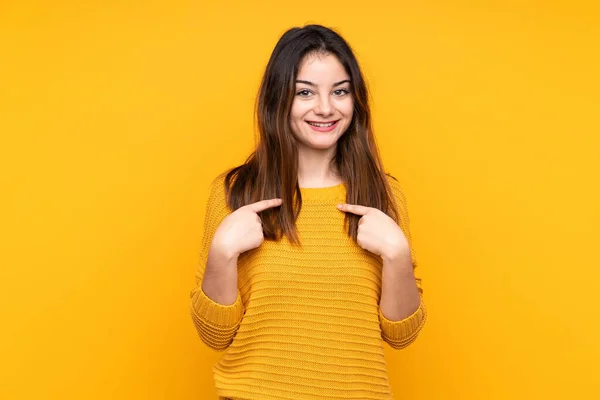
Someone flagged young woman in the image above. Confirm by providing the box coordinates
[190,24,427,400]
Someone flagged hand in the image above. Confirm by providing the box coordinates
[337,203,411,263]
[212,198,283,258]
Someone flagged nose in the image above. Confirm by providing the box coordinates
[314,94,333,117]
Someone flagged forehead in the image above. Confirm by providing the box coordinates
[296,52,349,82]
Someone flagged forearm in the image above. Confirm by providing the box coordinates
[190,242,244,351]
[379,252,422,321]
[201,243,240,306]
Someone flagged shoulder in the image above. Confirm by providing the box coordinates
[205,171,232,216]
[384,172,408,209]
[207,171,228,195]
[384,172,413,234]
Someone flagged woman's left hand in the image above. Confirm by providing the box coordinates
[337,203,411,263]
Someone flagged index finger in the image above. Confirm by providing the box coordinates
[336,203,370,215]
[246,198,283,213]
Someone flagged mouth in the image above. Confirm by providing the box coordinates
[305,120,339,132]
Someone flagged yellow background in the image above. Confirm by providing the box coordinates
[1,1,599,399]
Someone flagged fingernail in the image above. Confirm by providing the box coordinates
[336,204,343,209]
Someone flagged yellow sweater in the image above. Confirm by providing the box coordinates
[190,173,427,400]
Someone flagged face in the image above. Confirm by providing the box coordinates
[289,53,354,153]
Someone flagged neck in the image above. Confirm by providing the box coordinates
[297,146,342,188]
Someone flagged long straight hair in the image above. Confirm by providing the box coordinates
[223,24,400,246]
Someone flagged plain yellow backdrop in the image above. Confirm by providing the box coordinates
[1,1,599,399]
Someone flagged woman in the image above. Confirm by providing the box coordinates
[190,24,427,400]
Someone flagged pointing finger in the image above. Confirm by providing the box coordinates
[336,204,370,215]
[247,198,283,213]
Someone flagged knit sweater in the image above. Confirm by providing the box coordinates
[190,173,427,400]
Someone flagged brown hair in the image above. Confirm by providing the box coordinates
[223,24,399,246]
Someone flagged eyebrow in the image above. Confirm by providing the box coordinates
[295,79,351,87]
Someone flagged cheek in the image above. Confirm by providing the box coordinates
[290,101,310,122]
[338,98,354,118]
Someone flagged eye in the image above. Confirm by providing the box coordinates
[333,88,350,96]
[296,89,312,97]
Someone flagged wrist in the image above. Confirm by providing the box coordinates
[209,239,239,263]
[381,248,412,269]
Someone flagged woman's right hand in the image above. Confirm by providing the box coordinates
[211,198,283,259]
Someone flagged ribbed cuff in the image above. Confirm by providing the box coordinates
[379,297,427,348]
[190,285,245,328]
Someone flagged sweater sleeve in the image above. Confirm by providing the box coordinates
[378,176,428,349]
[189,174,245,352]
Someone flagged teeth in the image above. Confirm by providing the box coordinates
[308,121,335,127]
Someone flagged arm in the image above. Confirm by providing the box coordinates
[190,174,245,351]
[378,177,427,349]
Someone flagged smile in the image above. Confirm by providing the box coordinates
[306,120,339,132]
[307,121,336,127]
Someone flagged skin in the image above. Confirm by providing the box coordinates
[336,203,421,321]
[290,52,353,188]
[202,52,422,322]
[289,52,421,320]
[203,198,283,305]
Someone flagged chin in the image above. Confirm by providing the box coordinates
[305,136,339,149]
[292,124,347,150]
